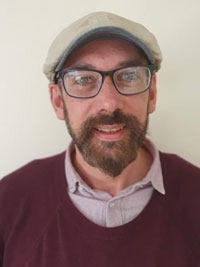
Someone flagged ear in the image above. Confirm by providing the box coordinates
[49,83,65,120]
[148,73,157,114]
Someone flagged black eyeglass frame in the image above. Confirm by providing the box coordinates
[55,64,155,99]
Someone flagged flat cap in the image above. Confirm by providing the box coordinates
[43,11,162,82]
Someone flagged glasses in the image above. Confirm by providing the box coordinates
[56,65,154,99]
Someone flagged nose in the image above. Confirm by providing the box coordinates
[95,76,125,113]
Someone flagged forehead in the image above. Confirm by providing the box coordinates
[62,39,148,70]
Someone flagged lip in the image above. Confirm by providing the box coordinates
[94,124,126,141]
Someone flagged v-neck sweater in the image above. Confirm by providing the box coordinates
[64,139,165,227]
[0,151,200,266]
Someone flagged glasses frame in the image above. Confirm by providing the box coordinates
[55,64,155,99]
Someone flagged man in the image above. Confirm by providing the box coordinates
[0,11,200,267]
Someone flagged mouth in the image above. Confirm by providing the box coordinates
[96,126,124,133]
[94,124,126,141]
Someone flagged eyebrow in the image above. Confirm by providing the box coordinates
[71,64,95,70]
[117,60,147,68]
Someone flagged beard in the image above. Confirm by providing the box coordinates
[62,102,148,177]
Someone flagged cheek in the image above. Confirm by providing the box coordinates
[126,94,149,119]
[64,97,93,129]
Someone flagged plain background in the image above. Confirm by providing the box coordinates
[0,0,200,178]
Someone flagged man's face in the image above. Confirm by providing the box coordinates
[50,39,157,177]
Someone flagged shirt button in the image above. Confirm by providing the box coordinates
[109,202,115,208]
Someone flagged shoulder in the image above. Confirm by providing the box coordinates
[159,151,200,197]
[159,151,200,213]
[159,151,200,181]
[159,152,200,233]
[0,152,66,239]
[0,151,66,194]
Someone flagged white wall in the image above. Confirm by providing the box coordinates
[1,0,200,178]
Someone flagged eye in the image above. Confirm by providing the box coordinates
[121,71,136,81]
[74,75,93,85]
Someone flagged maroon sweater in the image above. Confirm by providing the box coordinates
[0,152,200,267]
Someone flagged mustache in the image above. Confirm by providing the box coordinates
[76,109,144,146]
[81,110,134,130]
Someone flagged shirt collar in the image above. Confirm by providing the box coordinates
[65,143,90,193]
[143,139,166,195]
[65,138,166,195]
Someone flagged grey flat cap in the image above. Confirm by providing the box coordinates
[43,11,162,82]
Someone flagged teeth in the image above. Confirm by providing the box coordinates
[97,126,123,133]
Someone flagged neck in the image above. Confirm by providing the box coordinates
[71,145,153,197]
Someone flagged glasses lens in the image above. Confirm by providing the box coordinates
[114,66,151,94]
[63,70,101,98]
